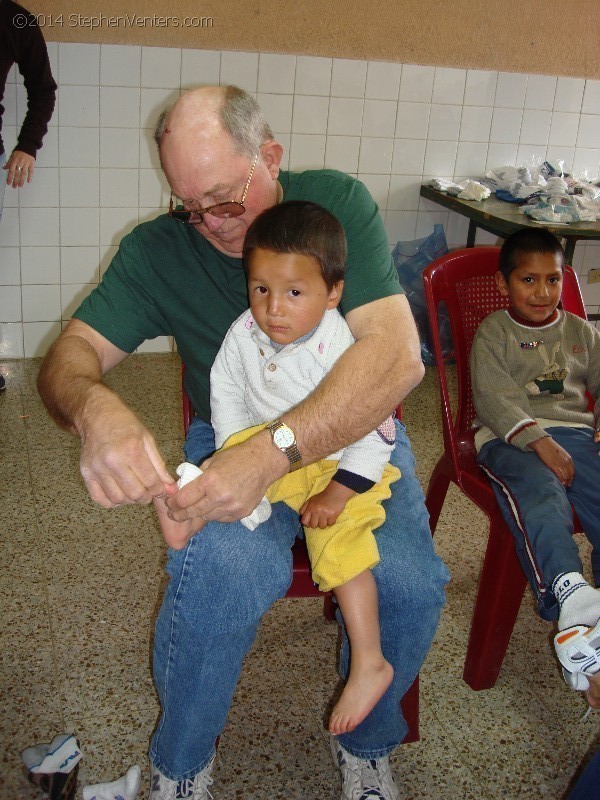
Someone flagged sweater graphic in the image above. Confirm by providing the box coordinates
[525,342,568,397]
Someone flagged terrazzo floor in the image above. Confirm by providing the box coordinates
[0,354,597,800]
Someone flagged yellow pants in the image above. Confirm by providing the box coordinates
[220,425,401,592]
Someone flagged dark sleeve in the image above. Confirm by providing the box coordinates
[14,12,57,157]
[332,468,375,493]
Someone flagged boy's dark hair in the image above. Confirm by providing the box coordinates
[243,200,347,290]
[499,227,565,280]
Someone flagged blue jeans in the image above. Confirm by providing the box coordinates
[149,418,449,780]
[478,427,600,620]
[565,747,600,800]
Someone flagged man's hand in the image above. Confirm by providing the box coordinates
[78,390,175,508]
[300,480,356,529]
[37,320,175,508]
[528,436,575,487]
[586,671,600,709]
[4,150,35,187]
[166,430,287,523]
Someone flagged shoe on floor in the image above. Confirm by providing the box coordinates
[22,733,82,800]
[25,769,79,800]
[149,755,214,800]
[330,735,399,800]
[554,620,600,691]
[0,373,5,391]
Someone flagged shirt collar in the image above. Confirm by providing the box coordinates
[248,309,336,362]
[506,307,561,328]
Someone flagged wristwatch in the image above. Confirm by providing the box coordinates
[267,420,303,472]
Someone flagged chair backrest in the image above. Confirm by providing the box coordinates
[422,247,587,476]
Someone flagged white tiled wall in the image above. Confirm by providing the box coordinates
[1,44,600,357]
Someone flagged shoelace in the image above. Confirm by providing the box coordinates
[362,759,393,797]
[344,757,389,799]
[172,772,214,800]
[334,739,398,800]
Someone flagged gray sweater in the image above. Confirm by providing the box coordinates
[471,309,600,451]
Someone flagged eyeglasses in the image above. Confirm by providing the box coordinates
[168,154,258,225]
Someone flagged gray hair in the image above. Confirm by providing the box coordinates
[154,86,273,157]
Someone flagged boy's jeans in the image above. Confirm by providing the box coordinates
[478,426,600,620]
[149,418,449,781]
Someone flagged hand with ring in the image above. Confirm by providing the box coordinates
[4,150,35,188]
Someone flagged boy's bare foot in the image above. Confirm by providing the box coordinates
[328,659,394,735]
[153,495,203,549]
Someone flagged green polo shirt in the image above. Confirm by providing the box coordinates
[74,168,402,422]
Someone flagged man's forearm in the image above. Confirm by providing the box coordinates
[285,336,421,462]
[283,297,423,463]
[37,332,115,435]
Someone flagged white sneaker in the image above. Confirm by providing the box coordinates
[149,756,214,800]
[554,621,600,691]
[330,736,400,800]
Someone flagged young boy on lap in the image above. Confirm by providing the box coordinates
[156,201,400,734]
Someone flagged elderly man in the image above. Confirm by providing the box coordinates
[38,86,449,800]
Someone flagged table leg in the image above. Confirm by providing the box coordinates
[563,237,577,266]
[467,220,477,248]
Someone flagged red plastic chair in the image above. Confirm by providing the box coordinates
[422,247,587,690]
[181,371,419,740]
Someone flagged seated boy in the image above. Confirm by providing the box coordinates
[470,227,600,701]
[155,201,399,736]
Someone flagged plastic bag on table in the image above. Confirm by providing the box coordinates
[522,192,582,224]
[392,224,453,365]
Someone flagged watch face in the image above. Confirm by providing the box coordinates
[273,425,295,449]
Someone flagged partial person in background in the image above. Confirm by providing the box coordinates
[0,0,57,391]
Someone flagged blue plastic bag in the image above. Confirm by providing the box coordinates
[392,224,453,365]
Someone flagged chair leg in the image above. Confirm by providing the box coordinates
[463,517,527,690]
[400,676,419,743]
[424,462,451,534]
[323,593,337,622]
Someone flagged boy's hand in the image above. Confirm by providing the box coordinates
[594,429,600,445]
[528,436,575,487]
[300,480,356,529]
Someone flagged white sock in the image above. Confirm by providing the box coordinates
[176,462,271,530]
[22,733,83,774]
[83,765,141,800]
[554,571,600,630]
